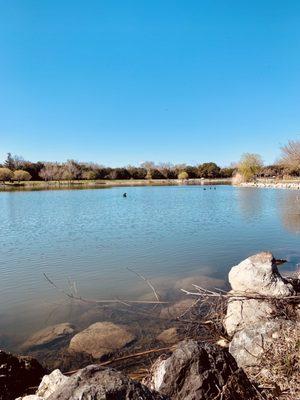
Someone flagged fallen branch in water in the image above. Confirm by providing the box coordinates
[181,284,300,302]
[43,273,169,305]
[126,267,160,303]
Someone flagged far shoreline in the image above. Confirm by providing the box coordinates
[0,178,232,192]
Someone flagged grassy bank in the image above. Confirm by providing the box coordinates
[0,178,232,192]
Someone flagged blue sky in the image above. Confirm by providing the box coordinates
[1,1,300,166]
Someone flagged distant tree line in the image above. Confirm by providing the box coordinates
[1,140,300,183]
[0,154,235,182]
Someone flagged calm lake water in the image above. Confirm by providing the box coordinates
[1,185,300,351]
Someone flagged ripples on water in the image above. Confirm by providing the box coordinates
[0,185,300,352]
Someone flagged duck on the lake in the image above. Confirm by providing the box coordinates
[123,193,127,198]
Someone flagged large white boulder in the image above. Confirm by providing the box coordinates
[228,252,295,297]
[224,298,275,336]
[229,319,296,367]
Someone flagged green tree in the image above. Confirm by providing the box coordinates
[197,162,221,178]
[178,171,189,180]
[0,167,13,183]
[238,153,263,182]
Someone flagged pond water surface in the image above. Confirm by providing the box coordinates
[1,185,300,352]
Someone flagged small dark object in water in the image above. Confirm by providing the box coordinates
[203,188,206,191]
[214,187,216,190]
[123,193,127,198]
[274,258,287,266]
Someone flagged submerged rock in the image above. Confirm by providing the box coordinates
[229,319,297,367]
[156,328,178,345]
[160,299,195,319]
[142,339,261,400]
[0,350,45,400]
[22,323,76,350]
[69,321,135,358]
[47,366,167,400]
[228,252,295,297]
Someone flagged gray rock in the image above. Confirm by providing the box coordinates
[228,252,295,297]
[22,323,75,350]
[47,366,167,400]
[0,350,45,400]
[224,298,276,336]
[142,339,261,400]
[229,319,296,367]
[69,321,135,358]
[36,369,68,398]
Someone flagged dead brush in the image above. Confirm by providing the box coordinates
[247,325,300,400]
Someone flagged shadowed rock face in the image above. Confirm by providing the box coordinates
[47,366,168,400]
[142,340,261,400]
[0,350,45,400]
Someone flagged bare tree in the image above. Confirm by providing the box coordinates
[39,163,62,181]
[280,140,300,175]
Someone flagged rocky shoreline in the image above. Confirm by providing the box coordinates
[1,252,299,400]
[239,180,300,190]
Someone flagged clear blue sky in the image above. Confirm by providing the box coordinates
[1,1,300,166]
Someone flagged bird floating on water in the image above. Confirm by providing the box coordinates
[123,193,127,198]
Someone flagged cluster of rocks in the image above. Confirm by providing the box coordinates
[223,252,299,368]
[12,340,262,400]
[1,251,299,400]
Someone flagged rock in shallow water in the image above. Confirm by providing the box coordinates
[142,339,261,400]
[0,350,45,400]
[22,323,76,350]
[159,299,195,319]
[69,321,136,358]
[156,328,178,345]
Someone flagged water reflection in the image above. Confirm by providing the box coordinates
[237,187,263,220]
[279,191,300,234]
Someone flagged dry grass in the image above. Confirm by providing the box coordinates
[247,325,300,399]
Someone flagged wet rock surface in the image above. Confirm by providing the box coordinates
[142,339,261,400]
[0,350,45,400]
[156,328,178,345]
[22,323,76,350]
[159,299,195,319]
[69,321,136,358]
